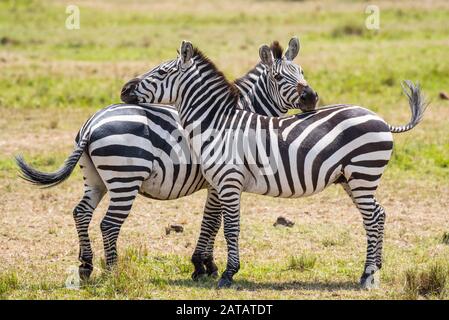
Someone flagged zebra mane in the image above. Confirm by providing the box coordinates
[232,63,262,96]
[270,41,283,59]
[192,47,240,103]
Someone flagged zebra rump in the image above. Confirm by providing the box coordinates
[15,139,87,188]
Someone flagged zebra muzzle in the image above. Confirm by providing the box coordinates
[121,78,141,104]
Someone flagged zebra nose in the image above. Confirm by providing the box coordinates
[300,86,318,101]
[121,78,140,104]
[299,86,318,111]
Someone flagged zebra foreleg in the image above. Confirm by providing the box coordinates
[191,188,220,280]
[203,212,221,278]
[217,185,242,289]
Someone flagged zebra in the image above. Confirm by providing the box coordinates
[15,38,314,281]
[120,40,428,289]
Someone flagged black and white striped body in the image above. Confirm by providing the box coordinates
[124,41,427,289]
[17,39,313,279]
[199,105,393,199]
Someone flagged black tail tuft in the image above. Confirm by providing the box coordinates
[389,80,429,133]
[15,140,87,188]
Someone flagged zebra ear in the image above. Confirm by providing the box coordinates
[259,45,274,68]
[284,37,300,61]
[180,40,194,65]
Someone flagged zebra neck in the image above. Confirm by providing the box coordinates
[234,63,263,98]
[177,83,237,134]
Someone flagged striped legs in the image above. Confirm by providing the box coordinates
[100,189,138,270]
[73,155,106,280]
[100,181,141,269]
[73,188,105,280]
[191,188,220,280]
[373,199,386,270]
[342,179,386,289]
[217,182,243,288]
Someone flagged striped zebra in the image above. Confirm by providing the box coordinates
[15,38,313,281]
[120,40,428,289]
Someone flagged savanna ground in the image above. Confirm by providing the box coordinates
[0,0,449,300]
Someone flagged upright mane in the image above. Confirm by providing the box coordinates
[233,63,262,98]
[193,47,240,103]
[270,41,283,59]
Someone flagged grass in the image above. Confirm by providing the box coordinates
[0,0,448,299]
[442,233,449,245]
[287,254,317,272]
[0,272,19,299]
[404,262,448,299]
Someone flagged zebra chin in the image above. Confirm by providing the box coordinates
[296,100,318,112]
[121,93,139,104]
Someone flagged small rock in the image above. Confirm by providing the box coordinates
[165,224,184,235]
[273,216,294,227]
[439,92,449,100]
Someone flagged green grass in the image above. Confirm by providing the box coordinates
[287,253,317,272]
[1,0,449,300]
[0,272,19,299]
[404,262,448,299]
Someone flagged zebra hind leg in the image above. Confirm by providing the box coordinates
[100,186,140,271]
[73,155,106,281]
[342,179,383,289]
[191,188,220,280]
[373,199,386,271]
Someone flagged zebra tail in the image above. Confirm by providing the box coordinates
[15,139,88,188]
[388,80,429,133]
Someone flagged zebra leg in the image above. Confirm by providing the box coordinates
[217,185,242,289]
[203,211,221,278]
[373,199,386,271]
[73,154,106,280]
[100,186,140,270]
[191,188,220,280]
[343,179,381,289]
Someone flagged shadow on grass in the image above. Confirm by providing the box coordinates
[159,278,360,292]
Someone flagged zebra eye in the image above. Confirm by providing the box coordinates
[274,73,283,81]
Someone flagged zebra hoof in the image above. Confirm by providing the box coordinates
[217,276,232,289]
[191,270,207,282]
[205,261,219,278]
[208,270,219,278]
[360,272,379,290]
[79,265,93,281]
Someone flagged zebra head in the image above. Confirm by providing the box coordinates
[121,41,198,105]
[259,37,318,112]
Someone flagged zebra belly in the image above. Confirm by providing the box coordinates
[242,164,342,198]
[139,162,207,200]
